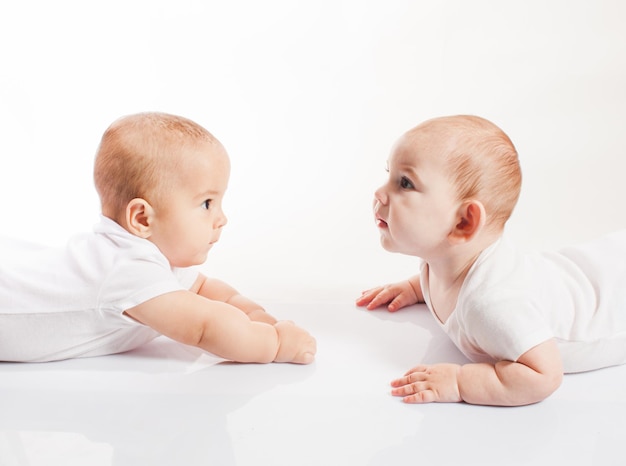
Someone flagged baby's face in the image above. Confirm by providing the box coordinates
[373,132,460,259]
[148,141,230,267]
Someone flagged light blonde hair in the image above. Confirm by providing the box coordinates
[94,112,217,219]
[412,115,522,230]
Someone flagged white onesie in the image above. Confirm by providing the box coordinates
[420,230,626,373]
[0,216,198,362]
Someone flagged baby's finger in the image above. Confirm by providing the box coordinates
[390,381,417,396]
[365,290,394,310]
[390,371,422,388]
[388,293,408,312]
[295,339,317,364]
[355,293,372,306]
[360,286,383,295]
[355,287,383,307]
[390,373,437,403]
[402,364,429,376]
[402,390,437,404]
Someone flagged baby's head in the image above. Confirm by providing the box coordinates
[94,112,230,267]
[404,115,521,232]
[94,112,221,221]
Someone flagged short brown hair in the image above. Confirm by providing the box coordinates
[93,112,216,218]
[415,115,522,230]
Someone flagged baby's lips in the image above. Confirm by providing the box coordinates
[376,217,388,228]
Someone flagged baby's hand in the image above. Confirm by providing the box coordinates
[390,363,462,403]
[274,321,317,364]
[356,280,419,312]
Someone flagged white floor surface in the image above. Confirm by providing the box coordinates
[1,299,625,466]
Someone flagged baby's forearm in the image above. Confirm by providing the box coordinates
[194,276,277,324]
[196,305,279,363]
[407,275,425,303]
[126,291,282,364]
[458,360,561,406]
[226,295,277,324]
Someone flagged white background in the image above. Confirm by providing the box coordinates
[1,0,625,300]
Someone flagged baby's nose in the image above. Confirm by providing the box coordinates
[374,186,388,206]
[217,210,228,229]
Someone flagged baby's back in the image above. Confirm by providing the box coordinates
[0,230,159,362]
[527,230,626,371]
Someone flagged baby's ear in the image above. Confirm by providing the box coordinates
[125,198,154,238]
[448,200,486,244]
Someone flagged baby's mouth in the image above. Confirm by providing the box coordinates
[376,217,388,228]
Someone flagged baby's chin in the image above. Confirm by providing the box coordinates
[169,254,209,268]
[378,236,398,253]
[379,236,414,256]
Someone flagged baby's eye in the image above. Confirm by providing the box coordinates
[202,199,211,210]
[400,176,415,189]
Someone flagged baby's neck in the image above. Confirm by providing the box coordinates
[425,232,501,323]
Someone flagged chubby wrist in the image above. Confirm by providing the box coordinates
[272,321,289,362]
[247,308,277,324]
[455,364,465,402]
[407,276,424,303]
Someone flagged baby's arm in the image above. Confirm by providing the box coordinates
[390,339,563,406]
[356,275,423,312]
[124,291,316,364]
[191,274,276,324]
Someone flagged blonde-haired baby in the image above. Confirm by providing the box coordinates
[357,115,626,406]
[0,112,316,364]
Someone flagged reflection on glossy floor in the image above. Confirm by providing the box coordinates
[1,299,625,465]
